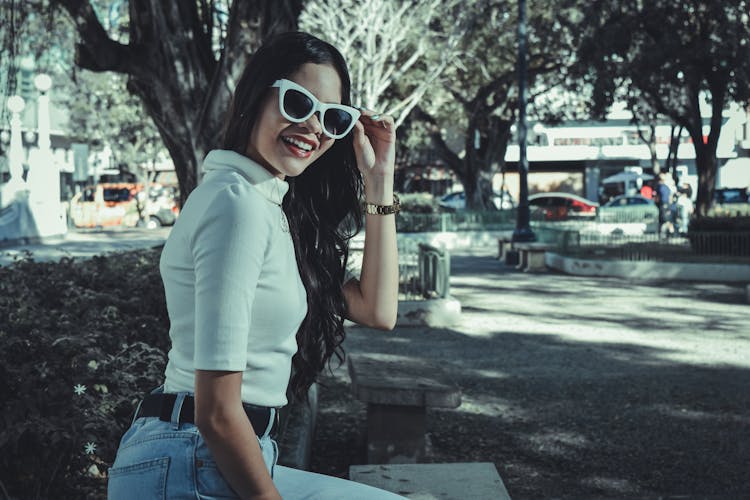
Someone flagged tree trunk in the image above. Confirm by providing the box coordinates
[55,0,303,206]
[694,144,717,218]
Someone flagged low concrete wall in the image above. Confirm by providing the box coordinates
[397,296,462,327]
[366,230,503,250]
[546,252,750,283]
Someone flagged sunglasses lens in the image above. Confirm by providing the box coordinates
[323,109,354,136]
[283,89,314,120]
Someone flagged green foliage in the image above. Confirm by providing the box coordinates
[568,0,750,216]
[573,0,750,121]
[0,249,169,499]
[707,203,750,218]
[398,192,440,214]
[61,70,167,170]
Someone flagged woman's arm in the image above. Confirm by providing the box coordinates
[194,370,281,500]
[343,112,398,330]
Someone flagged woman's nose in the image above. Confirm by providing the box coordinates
[303,112,324,136]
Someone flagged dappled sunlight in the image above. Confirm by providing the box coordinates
[580,476,639,496]
[453,394,527,420]
[523,430,592,457]
[650,404,750,425]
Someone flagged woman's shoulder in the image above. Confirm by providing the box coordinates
[192,170,272,212]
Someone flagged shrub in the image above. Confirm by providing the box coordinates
[0,249,169,499]
[707,203,750,218]
[397,192,440,214]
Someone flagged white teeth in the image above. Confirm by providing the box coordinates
[282,136,313,151]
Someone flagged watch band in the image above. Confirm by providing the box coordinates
[364,194,400,215]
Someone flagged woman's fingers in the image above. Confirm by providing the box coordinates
[352,120,376,169]
[358,109,394,130]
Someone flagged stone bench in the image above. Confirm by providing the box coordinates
[513,241,555,272]
[347,354,461,464]
[350,462,511,500]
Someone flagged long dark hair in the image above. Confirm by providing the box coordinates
[221,32,363,401]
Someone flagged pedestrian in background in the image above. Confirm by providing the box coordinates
[656,173,673,236]
[676,184,694,235]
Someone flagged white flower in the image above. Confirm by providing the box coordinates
[73,384,87,396]
[84,442,97,455]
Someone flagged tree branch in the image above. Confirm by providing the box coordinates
[53,0,135,74]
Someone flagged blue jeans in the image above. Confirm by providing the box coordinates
[107,390,404,499]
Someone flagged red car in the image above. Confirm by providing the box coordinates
[528,192,599,221]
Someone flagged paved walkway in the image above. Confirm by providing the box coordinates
[0,227,171,266]
[314,247,750,498]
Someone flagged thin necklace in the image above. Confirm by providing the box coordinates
[275,179,289,233]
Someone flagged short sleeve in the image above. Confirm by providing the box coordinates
[190,184,272,371]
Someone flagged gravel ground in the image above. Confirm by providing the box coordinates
[310,248,750,499]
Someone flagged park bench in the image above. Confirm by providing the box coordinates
[349,462,511,500]
[347,354,461,464]
[513,241,554,272]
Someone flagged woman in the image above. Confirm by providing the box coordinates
[107,32,402,499]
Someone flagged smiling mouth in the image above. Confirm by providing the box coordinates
[282,136,314,150]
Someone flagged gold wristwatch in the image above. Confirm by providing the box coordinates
[364,194,400,215]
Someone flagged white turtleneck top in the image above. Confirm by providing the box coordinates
[161,149,308,407]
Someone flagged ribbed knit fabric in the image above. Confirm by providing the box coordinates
[161,150,307,407]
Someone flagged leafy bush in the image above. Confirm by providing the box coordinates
[707,203,750,218]
[397,192,440,214]
[0,248,169,499]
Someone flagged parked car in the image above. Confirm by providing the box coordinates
[528,192,599,220]
[139,184,180,228]
[439,190,515,211]
[602,194,655,208]
[69,182,179,229]
[599,194,658,224]
[714,187,749,204]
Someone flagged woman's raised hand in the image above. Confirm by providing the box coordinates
[352,109,396,182]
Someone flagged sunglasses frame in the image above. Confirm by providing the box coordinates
[271,79,360,139]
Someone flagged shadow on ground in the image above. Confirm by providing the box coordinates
[311,251,750,499]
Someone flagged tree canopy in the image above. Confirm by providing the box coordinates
[569,0,750,216]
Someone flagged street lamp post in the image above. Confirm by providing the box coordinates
[512,0,535,246]
[32,73,60,205]
[2,96,27,205]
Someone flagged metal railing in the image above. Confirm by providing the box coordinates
[551,230,750,262]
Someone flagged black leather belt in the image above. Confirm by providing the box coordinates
[135,392,278,437]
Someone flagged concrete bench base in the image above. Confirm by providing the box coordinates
[514,242,554,272]
[350,462,511,499]
[348,354,461,464]
[276,383,318,470]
